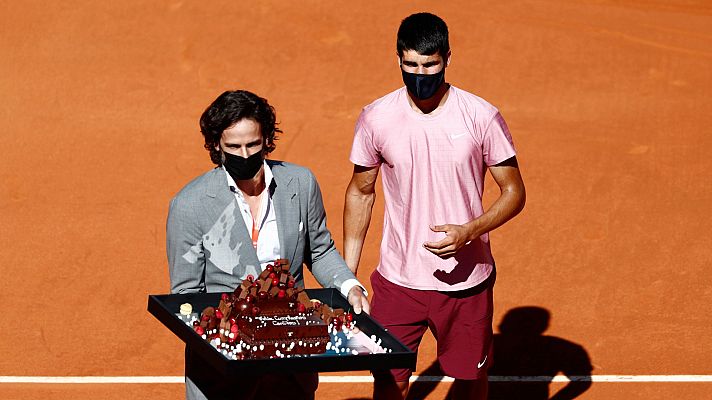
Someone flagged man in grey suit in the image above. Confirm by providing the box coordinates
[167,90,369,400]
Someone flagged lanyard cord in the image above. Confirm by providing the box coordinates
[250,190,270,249]
[251,216,259,249]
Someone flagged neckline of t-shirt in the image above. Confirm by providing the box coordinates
[400,84,455,121]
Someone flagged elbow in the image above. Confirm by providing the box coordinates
[346,186,376,207]
[503,182,526,216]
[517,184,526,214]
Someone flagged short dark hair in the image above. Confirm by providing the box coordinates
[199,90,281,165]
[397,13,449,59]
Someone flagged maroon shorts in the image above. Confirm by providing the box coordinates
[370,269,495,381]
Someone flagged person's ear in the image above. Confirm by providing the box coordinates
[446,51,451,67]
[262,137,273,155]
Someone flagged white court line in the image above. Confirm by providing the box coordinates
[2,376,712,384]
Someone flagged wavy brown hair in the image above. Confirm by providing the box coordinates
[199,90,281,165]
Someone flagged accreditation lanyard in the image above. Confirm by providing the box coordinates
[250,191,270,250]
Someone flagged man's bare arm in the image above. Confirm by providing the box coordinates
[343,165,380,274]
[423,156,526,258]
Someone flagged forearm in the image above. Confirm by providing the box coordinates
[343,187,375,274]
[311,245,370,314]
[465,183,525,241]
[310,246,355,287]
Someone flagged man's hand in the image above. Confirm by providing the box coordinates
[347,286,370,315]
[422,224,472,259]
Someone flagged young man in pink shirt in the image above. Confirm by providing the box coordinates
[344,13,526,400]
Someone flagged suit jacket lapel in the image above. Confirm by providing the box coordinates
[270,162,300,264]
[204,168,262,272]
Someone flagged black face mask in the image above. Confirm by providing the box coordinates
[401,67,445,100]
[223,151,264,181]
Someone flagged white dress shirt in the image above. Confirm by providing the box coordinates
[222,163,365,298]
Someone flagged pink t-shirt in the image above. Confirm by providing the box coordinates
[350,85,516,291]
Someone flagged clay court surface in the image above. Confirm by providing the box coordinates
[2,1,712,399]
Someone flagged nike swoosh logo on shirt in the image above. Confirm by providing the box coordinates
[450,132,467,139]
[477,355,488,369]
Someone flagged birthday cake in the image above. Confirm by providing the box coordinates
[184,259,353,359]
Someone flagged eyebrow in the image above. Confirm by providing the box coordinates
[225,139,263,148]
[402,60,441,67]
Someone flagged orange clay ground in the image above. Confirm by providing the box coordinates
[1,1,711,399]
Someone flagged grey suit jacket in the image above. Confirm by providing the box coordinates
[167,159,356,294]
[168,160,349,399]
